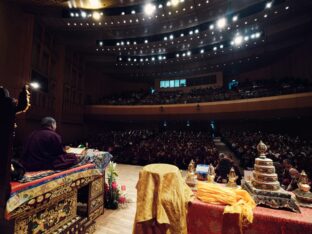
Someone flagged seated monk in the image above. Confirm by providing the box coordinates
[21,117,78,171]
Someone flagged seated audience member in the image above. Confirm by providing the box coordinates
[282,159,300,191]
[21,117,78,171]
[215,154,242,185]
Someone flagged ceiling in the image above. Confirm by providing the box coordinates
[12,0,312,80]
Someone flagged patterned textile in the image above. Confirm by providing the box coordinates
[18,150,112,183]
[187,199,312,234]
[7,163,101,217]
[134,164,194,234]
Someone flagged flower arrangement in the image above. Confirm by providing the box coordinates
[104,162,127,209]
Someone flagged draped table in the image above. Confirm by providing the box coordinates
[133,164,194,234]
[187,198,312,234]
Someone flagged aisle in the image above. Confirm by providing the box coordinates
[213,137,243,174]
[94,164,142,234]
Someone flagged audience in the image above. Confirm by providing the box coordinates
[91,78,312,105]
[80,129,219,170]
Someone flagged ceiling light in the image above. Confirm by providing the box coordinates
[158,56,162,60]
[200,49,204,54]
[171,0,179,6]
[169,35,174,40]
[121,41,124,45]
[133,41,137,45]
[194,29,199,34]
[81,11,87,18]
[219,44,223,49]
[266,2,272,9]
[176,54,180,57]
[131,10,136,14]
[233,35,243,45]
[213,46,217,51]
[126,41,130,45]
[264,14,268,18]
[116,42,120,46]
[189,30,193,35]
[209,24,214,30]
[70,12,74,17]
[128,58,131,61]
[244,36,249,41]
[151,57,155,61]
[255,32,261,38]
[180,33,184,37]
[134,59,137,62]
[92,12,101,20]
[119,58,122,61]
[75,13,79,17]
[166,1,171,6]
[144,3,156,16]
[163,56,166,60]
[121,12,125,15]
[99,41,103,46]
[187,51,191,56]
[232,15,238,22]
[164,37,168,41]
[216,17,227,29]
[144,39,148,44]
[182,53,186,57]
[140,58,143,62]
[285,6,289,10]
[159,4,163,8]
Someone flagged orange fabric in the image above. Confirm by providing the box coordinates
[196,182,256,233]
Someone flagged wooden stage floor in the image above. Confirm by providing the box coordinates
[94,164,142,234]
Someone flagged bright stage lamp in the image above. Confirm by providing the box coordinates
[171,0,179,6]
[234,35,243,46]
[92,12,101,20]
[216,17,227,29]
[29,82,40,90]
[144,3,156,16]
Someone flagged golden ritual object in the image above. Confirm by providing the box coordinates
[207,164,216,183]
[185,160,197,187]
[242,141,300,212]
[293,170,312,207]
[226,167,238,188]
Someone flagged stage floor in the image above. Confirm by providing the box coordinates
[94,164,142,234]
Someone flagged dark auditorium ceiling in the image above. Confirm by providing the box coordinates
[12,0,312,80]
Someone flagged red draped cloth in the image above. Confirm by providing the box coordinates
[187,199,312,234]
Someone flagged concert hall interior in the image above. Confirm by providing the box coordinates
[1,0,312,234]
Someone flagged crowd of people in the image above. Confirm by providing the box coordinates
[221,129,312,190]
[83,129,219,170]
[92,78,312,105]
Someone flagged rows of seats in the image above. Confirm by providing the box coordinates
[91,78,312,105]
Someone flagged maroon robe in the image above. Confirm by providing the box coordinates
[21,127,77,171]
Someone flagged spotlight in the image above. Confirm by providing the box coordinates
[209,24,214,30]
[70,12,74,17]
[159,4,163,8]
[176,54,180,57]
[189,30,193,35]
[121,12,125,15]
[187,51,191,56]
[233,35,243,45]
[128,58,131,61]
[81,11,87,18]
[255,32,261,38]
[158,55,162,60]
[194,29,199,34]
[216,17,227,29]
[169,34,174,40]
[171,0,179,6]
[116,42,120,46]
[92,12,101,21]
[200,49,204,54]
[219,44,223,49]
[119,57,122,61]
[164,36,168,41]
[244,36,249,41]
[180,33,184,37]
[99,41,103,46]
[232,15,238,22]
[30,82,40,89]
[144,39,148,44]
[131,10,136,14]
[213,46,217,51]
[266,2,272,9]
[144,3,156,16]
[151,57,155,61]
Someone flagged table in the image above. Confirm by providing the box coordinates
[187,198,312,234]
[134,164,194,234]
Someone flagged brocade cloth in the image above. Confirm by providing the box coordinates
[134,164,194,234]
[187,198,312,234]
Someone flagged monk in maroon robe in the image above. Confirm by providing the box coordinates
[21,117,78,171]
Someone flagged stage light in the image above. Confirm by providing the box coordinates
[244,36,249,41]
[200,49,204,54]
[144,3,156,16]
[209,24,214,30]
[158,55,162,60]
[233,35,243,45]
[81,11,87,18]
[171,0,179,6]
[266,2,272,9]
[75,13,79,17]
[70,12,74,17]
[189,30,193,35]
[164,36,168,41]
[144,39,148,44]
[216,17,227,29]
[128,58,131,61]
[99,41,103,46]
[30,82,40,89]
[255,32,261,38]
[232,15,238,22]
[213,46,217,51]
[194,29,199,34]
[140,58,143,62]
[176,54,180,57]
[169,34,174,40]
[219,44,224,49]
[159,4,163,8]
[180,33,184,37]
[187,51,191,56]
[131,10,136,14]
[151,57,155,61]
[92,12,101,20]
[116,42,120,46]
[120,41,124,45]
[121,12,125,15]
[119,57,122,61]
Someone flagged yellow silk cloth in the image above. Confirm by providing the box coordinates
[134,164,194,234]
[197,182,256,233]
